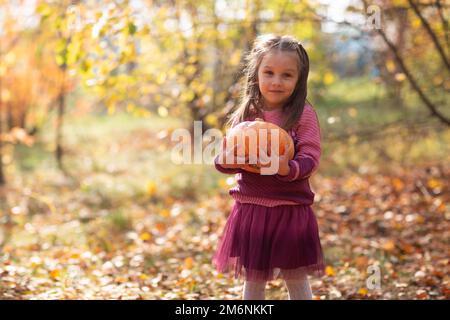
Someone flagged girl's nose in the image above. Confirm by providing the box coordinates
[271,77,282,86]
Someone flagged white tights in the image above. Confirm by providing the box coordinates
[242,273,312,300]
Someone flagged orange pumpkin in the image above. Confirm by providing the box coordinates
[225,119,295,173]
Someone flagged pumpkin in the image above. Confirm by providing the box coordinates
[225,119,295,173]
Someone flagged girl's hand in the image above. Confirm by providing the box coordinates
[217,137,248,169]
[276,152,291,176]
[256,143,291,176]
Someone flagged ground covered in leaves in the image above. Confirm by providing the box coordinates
[1,162,448,300]
[0,116,449,300]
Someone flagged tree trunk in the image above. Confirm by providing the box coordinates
[56,66,66,172]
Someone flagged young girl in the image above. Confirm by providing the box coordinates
[212,34,325,300]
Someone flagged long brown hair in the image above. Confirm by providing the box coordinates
[227,34,311,131]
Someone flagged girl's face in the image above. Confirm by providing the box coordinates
[257,50,299,110]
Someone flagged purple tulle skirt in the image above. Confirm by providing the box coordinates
[213,201,325,282]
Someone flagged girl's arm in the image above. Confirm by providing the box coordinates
[275,105,321,182]
[214,153,245,174]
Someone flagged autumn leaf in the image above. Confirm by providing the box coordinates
[358,288,368,296]
[184,257,194,270]
[50,269,61,280]
[386,60,396,73]
[69,253,80,260]
[140,232,152,241]
[159,209,170,218]
[391,178,404,192]
[399,242,415,254]
[139,273,149,281]
[218,178,228,189]
[382,239,396,252]
[155,222,166,233]
[146,181,157,197]
[114,276,127,283]
[355,256,369,269]
[415,290,428,299]
[325,266,335,277]
[427,178,443,189]
[323,71,335,85]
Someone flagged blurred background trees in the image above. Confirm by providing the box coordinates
[0,0,448,300]
[0,0,448,185]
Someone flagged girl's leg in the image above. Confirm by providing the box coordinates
[284,272,313,300]
[242,280,266,300]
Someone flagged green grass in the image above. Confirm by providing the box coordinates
[312,76,450,176]
[314,75,446,136]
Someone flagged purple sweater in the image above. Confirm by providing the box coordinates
[214,104,321,207]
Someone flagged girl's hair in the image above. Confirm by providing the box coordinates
[227,34,311,131]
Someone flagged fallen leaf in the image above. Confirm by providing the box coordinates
[358,288,368,296]
[140,232,152,241]
[184,257,194,270]
[382,239,396,252]
[325,266,335,277]
[146,181,157,197]
[50,269,61,280]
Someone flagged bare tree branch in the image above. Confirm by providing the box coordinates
[375,27,450,126]
[356,0,450,126]
[435,0,449,54]
[408,0,450,71]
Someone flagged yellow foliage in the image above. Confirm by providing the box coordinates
[218,178,228,189]
[107,105,116,115]
[184,65,197,77]
[146,181,157,197]
[395,73,406,82]
[160,209,170,218]
[69,253,80,260]
[205,114,218,127]
[126,103,135,112]
[323,72,335,85]
[229,50,241,66]
[50,269,61,280]
[427,178,443,189]
[156,73,167,85]
[386,60,396,73]
[358,288,368,296]
[140,232,152,241]
[139,273,149,280]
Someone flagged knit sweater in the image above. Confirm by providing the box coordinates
[214,104,321,207]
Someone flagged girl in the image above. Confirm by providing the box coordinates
[212,34,325,300]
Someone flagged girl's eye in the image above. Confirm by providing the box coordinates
[284,74,292,77]
[264,71,273,75]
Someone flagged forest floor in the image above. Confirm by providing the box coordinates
[0,112,449,300]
